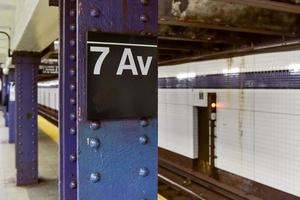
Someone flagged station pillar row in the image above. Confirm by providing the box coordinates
[12,52,40,186]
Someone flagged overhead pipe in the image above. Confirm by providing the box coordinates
[0,31,12,57]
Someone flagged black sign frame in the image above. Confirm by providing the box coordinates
[86,32,158,120]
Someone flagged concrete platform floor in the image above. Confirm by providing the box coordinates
[0,112,58,200]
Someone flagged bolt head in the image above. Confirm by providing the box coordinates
[70,113,76,121]
[70,97,76,105]
[89,122,100,130]
[90,9,100,17]
[69,68,76,76]
[70,54,76,61]
[140,119,149,127]
[69,24,76,31]
[140,14,148,22]
[69,154,76,162]
[69,181,77,189]
[140,0,148,5]
[139,135,148,145]
[70,128,76,135]
[69,84,76,91]
[89,138,100,149]
[90,172,101,183]
[139,167,149,177]
[69,39,76,46]
[69,9,75,16]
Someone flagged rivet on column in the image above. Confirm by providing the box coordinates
[139,167,149,177]
[90,172,101,183]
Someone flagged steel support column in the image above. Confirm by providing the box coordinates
[1,74,7,106]
[12,52,40,186]
[8,70,16,143]
[77,1,158,199]
[59,0,77,199]
[2,74,9,127]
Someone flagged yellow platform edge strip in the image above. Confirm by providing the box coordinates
[38,115,59,144]
[158,194,168,200]
[38,115,168,200]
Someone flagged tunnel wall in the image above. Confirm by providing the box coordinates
[158,50,300,197]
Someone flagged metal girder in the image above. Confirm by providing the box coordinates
[76,1,158,200]
[8,70,15,143]
[59,0,77,199]
[158,0,299,39]
[2,75,8,126]
[159,17,298,37]
[213,0,300,14]
[12,51,40,186]
[159,36,228,44]
[159,39,300,66]
[1,75,7,107]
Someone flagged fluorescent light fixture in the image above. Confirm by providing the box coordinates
[176,72,196,80]
[38,80,59,87]
[222,67,240,74]
[2,67,9,75]
[54,40,59,51]
[288,63,300,73]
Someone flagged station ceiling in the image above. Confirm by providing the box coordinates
[0,0,16,64]
[158,0,300,65]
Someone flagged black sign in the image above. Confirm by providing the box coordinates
[87,32,157,120]
[39,65,58,74]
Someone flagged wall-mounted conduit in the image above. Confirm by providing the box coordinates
[0,31,12,57]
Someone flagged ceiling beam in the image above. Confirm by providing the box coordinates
[212,0,300,14]
[159,17,298,37]
[159,39,300,66]
[159,36,225,44]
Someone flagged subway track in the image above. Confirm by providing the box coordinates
[159,159,262,200]
[38,105,58,125]
[159,163,230,200]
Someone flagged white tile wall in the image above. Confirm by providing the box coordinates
[215,107,255,180]
[158,50,300,197]
[254,112,300,196]
[158,101,198,158]
[37,87,59,110]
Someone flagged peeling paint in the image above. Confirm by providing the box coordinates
[170,0,297,32]
[238,57,246,169]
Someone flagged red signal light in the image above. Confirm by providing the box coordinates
[211,102,216,108]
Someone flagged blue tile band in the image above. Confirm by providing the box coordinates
[158,70,300,89]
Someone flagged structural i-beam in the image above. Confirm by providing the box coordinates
[8,69,15,143]
[76,0,158,199]
[59,0,77,199]
[12,52,40,186]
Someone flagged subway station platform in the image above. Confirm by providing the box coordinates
[0,112,58,200]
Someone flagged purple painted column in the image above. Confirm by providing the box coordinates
[76,0,158,199]
[1,74,8,106]
[8,70,16,143]
[59,0,77,199]
[12,52,40,186]
[2,74,9,126]
[0,75,2,106]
